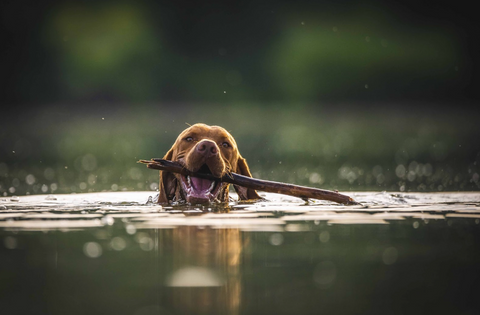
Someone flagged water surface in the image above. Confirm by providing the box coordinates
[1,191,480,315]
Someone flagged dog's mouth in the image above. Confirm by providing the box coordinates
[179,164,224,204]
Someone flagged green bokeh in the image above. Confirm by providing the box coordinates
[1,104,479,196]
[35,1,467,102]
[1,1,477,196]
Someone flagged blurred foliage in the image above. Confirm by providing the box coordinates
[268,8,462,101]
[0,0,472,103]
[0,0,478,196]
[46,3,163,101]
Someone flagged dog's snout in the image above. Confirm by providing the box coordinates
[196,140,218,157]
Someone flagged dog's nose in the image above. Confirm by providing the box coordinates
[196,140,218,157]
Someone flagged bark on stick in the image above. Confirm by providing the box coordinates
[138,159,360,205]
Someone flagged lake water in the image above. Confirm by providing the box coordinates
[1,191,480,315]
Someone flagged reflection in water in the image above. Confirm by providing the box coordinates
[2,192,480,315]
[167,227,245,315]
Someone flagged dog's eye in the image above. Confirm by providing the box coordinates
[222,142,230,148]
[185,137,193,142]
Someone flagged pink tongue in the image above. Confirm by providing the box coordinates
[190,177,213,192]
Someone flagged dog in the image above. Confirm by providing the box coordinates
[157,123,261,204]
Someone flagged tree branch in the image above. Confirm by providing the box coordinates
[138,159,360,205]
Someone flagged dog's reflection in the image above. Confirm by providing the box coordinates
[166,226,247,315]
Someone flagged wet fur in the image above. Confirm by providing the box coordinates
[158,123,261,204]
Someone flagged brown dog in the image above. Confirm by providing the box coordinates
[157,123,261,204]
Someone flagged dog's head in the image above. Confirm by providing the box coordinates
[158,123,260,204]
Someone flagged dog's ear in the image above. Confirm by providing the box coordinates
[233,156,262,200]
[157,147,177,204]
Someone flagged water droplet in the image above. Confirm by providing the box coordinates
[25,174,36,185]
[407,171,416,182]
[101,216,114,226]
[87,174,97,185]
[50,183,58,192]
[269,233,284,246]
[83,242,102,258]
[309,172,323,184]
[111,237,126,251]
[139,236,154,251]
[149,182,158,191]
[145,196,154,205]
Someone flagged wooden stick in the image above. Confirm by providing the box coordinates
[138,159,360,205]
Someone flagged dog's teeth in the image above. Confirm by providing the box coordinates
[209,181,215,191]
[187,176,191,186]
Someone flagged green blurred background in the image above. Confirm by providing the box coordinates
[1,0,479,196]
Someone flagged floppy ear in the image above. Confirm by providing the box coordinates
[157,147,177,204]
[234,156,262,200]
